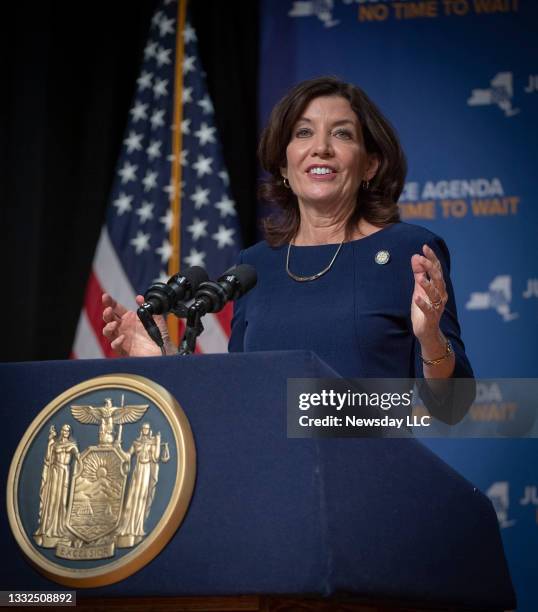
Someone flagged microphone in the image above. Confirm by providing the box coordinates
[137,266,208,350]
[190,264,257,316]
[178,264,257,355]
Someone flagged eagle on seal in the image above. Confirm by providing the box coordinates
[71,397,148,445]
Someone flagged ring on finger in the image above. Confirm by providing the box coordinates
[431,299,442,310]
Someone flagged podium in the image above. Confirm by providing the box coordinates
[0,351,515,610]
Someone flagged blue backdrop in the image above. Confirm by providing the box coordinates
[259,1,538,608]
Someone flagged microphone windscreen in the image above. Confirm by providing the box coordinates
[222,264,257,297]
[182,266,209,289]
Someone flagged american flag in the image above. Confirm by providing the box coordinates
[73,0,240,358]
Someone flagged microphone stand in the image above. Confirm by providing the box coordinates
[177,265,257,355]
[178,303,205,355]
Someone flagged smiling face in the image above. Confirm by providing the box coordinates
[281,95,378,216]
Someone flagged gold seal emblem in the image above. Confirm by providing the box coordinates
[7,374,195,587]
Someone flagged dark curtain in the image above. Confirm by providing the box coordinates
[1,1,259,362]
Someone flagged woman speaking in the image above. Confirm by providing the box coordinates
[102,77,473,384]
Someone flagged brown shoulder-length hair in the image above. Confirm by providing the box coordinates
[258,76,406,246]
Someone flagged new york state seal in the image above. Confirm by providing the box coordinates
[7,374,196,587]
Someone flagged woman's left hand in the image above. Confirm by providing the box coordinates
[410,244,448,341]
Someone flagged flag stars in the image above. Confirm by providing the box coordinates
[142,170,158,191]
[144,41,158,60]
[118,161,138,184]
[190,186,210,209]
[187,217,208,241]
[105,16,240,307]
[192,154,213,178]
[124,131,143,153]
[183,55,196,74]
[181,118,191,135]
[183,87,193,104]
[183,23,197,44]
[146,140,162,160]
[113,192,133,216]
[150,109,165,129]
[130,231,151,255]
[194,122,216,146]
[197,95,214,115]
[218,170,230,186]
[169,150,188,167]
[151,11,164,28]
[156,47,172,67]
[212,226,235,249]
[159,208,174,231]
[153,78,168,98]
[136,201,154,223]
[159,16,175,37]
[163,180,178,199]
[215,196,236,218]
[156,239,173,264]
[130,101,148,122]
[184,248,206,268]
[137,71,153,91]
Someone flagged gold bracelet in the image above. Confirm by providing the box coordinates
[421,340,453,366]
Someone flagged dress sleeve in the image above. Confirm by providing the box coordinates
[228,250,246,353]
[414,235,476,423]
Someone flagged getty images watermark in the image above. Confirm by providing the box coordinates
[296,387,428,429]
[287,379,538,438]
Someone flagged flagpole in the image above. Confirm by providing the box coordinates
[168,0,188,346]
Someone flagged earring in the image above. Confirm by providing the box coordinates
[282,177,290,189]
[362,180,370,190]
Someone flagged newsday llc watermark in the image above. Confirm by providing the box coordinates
[287,379,538,438]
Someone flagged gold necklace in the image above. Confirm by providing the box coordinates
[286,240,344,282]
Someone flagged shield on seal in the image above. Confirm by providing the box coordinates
[67,446,128,542]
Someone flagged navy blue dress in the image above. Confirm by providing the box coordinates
[229,222,473,380]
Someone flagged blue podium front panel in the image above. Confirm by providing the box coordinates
[0,352,515,609]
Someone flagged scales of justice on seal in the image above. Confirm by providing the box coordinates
[7,374,196,587]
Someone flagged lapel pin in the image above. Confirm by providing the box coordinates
[375,250,390,265]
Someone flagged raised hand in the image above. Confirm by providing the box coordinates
[102,293,172,357]
[410,244,448,342]
[410,244,455,378]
